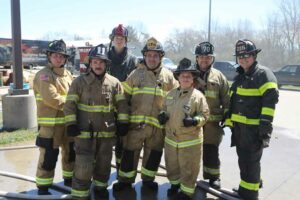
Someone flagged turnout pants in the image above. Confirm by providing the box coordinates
[36,126,75,189]
[233,123,263,200]
[118,125,164,183]
[203,122,223,180]
[71,137,115,200]
[165,140,202,197]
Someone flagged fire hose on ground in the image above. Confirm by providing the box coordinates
[0,145,241,199]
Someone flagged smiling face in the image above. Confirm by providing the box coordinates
[237,54,255,72]
[196,55,214,71]
[178,71,194,89]
[144,51,161,69]
[90,58,106,75]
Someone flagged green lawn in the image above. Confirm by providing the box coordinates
[0,129,37,146]
[0,111,37,146]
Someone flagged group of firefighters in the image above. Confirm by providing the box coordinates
[33,24,279,200]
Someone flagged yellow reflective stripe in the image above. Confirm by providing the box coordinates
[77,103,114,112]
[35,94,43,101]
[62,170,73,178]
[240,180,260,191]
[230,90,234,97]
[66,94,79,102]
[115,94,125,102]
[122,82,133,94]
[166,96,173,100]
[165,137,203,148]
[132,87,166,97]
[231,114,260,125]
[141,167,157,177]
[93,180,108,187]
[78,131,115,138]
[261,107,275,117]
[130,115,163,128]
[208,114,223,122]
[116,158,121,164]
[118,113,129,121]
[259,82,278,95]
[36,177,53,186]
[224,118,233,127]
[38,117,65,125]
[205,90,217,98]
[237,87,261,96]
[71,188,89,198]
[119,169,136,178]
[180,183,195,194]
[170,180,180,185]
[65,114,76,123]
[203,166,220,175]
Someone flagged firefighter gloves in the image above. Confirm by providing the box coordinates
[258,120,273,148]
[67,124,80,137]
[183,115,198,127]
[158,111,169,125]
[116,122,130,136]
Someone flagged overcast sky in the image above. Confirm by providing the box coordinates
[0,0,279,42]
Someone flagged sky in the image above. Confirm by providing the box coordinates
[0,0,279,43]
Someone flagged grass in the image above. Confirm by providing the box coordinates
[0,111,37,146]
[0,129,37,146]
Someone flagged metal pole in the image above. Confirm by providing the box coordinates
[208,0,212,42]
[11,0,28,95]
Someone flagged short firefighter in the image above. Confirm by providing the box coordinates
[194,42,230,189]
[34,39,75,195]
[113,37,178,192]
[159,58,209,200]
[64,44,129,200]
[226,39,279,200]
[107,24,137,175]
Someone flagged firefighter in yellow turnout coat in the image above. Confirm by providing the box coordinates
[34,39,74,195]
[113,37,178,192]
[64,44,129,200]
[194,42,230,189]
[158,58,210,200]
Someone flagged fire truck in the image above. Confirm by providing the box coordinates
[0,38,49,69]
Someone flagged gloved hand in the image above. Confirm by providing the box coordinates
[219,111,230,128]
[258,120,273,148]
[183,115,198,127]
[67,124,80,137]
[116,122,130,137]
[158,111,169,125]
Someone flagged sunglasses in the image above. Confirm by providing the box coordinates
[238,54,252,59]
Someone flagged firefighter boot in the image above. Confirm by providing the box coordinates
[64,178,72,187]
[174,191,192,200]
[142,180,158,191]
[37,187,51,195]
[113,181,132,192]
[167,184,180,197]
[94,187,109,199]
[209,178,221,189]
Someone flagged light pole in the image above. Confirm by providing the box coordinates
[208,0,212,42]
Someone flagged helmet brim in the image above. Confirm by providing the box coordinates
[174,69,200,76]
[46,49,70,57]
[233,49,261,56]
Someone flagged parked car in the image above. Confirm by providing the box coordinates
[274,65,300,88]
[137,57,177,71]
[214,61,238,81]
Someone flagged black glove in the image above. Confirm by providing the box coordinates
[258,120,273,148]
[183,115,198,127]
[67,124,80,137]
[158,111,169,125]
[116,122,130,137]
